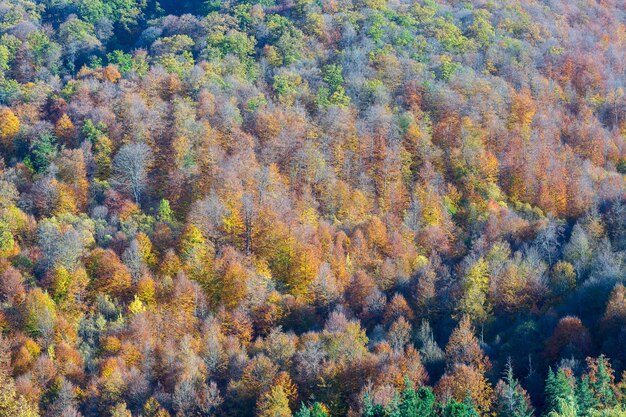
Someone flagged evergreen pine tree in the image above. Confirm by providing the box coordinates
[363,392,375,417]
[399,380,436,417]
[295,402,311,417]
[310,403,328,417]
[399,379,419,417]
[576,376,597,417]
[441,398,480,417]
[545,368,558,412]
[415,386,437,417]
[387,390,402,417]
[462,395,481,417]
[546,397,578,417]
[362,392,386,417]
[495,361,534,417]
[545,368,576,414]
[592,355,617,409]
[295,402,328,417]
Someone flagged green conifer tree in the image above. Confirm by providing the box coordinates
[399,383,437,417]
[545,368,576,415]
[295,402,329,417]
[577,376,597,417]
[593,356,617,409]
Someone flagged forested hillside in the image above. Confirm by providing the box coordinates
[0,0,625,416]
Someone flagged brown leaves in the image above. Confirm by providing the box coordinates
[545,315,592,360]
[85,248,132,299]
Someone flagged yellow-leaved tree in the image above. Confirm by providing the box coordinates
[0,367,39,417]
[257,384,292,417]
[54,114,75,146]
[458,257,491,323]
[0,108,19,148]
[0,107,20,140]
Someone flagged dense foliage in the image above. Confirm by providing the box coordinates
[0,0,625,416]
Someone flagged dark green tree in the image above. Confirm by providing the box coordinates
[362,391,386,417]
[295,402,329,417]
[440,397,480,417]
[544,368,576,415]
[576,376,597,417]
[30,132,57,173]
[399,381,436,417]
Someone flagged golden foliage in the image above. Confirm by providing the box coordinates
[0,108,19,144]
[54,114,75,145]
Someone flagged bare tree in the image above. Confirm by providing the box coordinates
[535,214,565,266]
[111,142,153,206]
[122,238,144,282]
[242,192,255,256]
[189,192,232,251]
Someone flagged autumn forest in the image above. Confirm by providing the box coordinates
[0,0,625,416]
